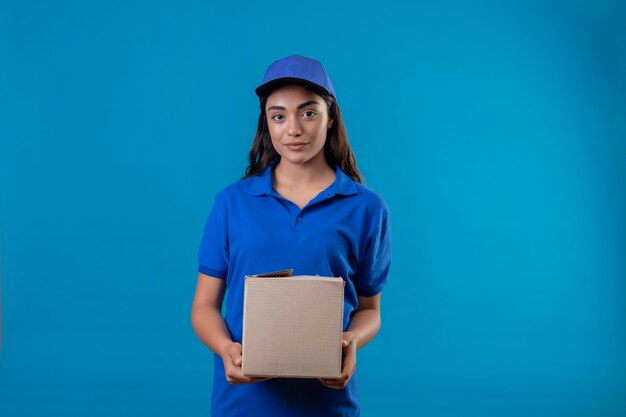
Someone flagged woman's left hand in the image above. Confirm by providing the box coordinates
[319,331,357,389]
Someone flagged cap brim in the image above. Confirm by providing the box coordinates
[255,77,333,98]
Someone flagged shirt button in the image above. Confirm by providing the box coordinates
[296,216,302,222]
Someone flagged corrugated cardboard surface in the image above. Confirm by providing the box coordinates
[242,271,345,378]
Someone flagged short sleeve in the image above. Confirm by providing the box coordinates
[355,202,392,296]
[197,191,229,279]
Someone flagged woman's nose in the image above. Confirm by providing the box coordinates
[287,116,302,136]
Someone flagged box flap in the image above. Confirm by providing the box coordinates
[247,268,294,278]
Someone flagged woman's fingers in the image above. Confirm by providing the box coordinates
[318,378,344,389]
[341,331,354,347]
[319,364,353,389]
[227,370,271,385]
[225,342,243,365]
[341,350,356,378]
[224,361,248,384]
[222,342,273,385]
[319,332,357,389]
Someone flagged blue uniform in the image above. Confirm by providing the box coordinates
[197,161,392,417]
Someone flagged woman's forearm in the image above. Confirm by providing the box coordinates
[346,308,381,350]
[191,302,233,358]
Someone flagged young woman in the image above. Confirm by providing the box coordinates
[191,55,391,417]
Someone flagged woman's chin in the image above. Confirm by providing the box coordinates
[278,149,325,166]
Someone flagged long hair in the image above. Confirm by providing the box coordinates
[242,88,363,183]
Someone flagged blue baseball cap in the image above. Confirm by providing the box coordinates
[255,55,336,99]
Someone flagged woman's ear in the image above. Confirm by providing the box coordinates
[327,118,334,129]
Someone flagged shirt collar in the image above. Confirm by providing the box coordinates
[332,164,358,195]
[248,161,357,196]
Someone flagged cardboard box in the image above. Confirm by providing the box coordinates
[241,269,345,378]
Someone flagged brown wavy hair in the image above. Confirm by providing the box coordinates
[242,87,363,183]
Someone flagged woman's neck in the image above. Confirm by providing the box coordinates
[273,156,335,189]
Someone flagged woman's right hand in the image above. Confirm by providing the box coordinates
[221,342,271,385]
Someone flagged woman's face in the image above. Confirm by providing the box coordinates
[265,84,333,167]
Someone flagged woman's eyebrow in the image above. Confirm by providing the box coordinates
[267,101,321,111]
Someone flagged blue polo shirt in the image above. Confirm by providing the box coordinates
[197,161,391,417]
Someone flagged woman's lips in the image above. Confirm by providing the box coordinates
[285,142,308,151]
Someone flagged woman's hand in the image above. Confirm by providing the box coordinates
[319,332,357,389]
[221,342,272,385]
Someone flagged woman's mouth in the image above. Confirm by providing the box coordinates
[285,142,308,151]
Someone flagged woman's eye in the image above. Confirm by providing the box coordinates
[271,114,284,121]
[303,111,317,118]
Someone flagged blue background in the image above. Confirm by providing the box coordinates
[1,1,625,416]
